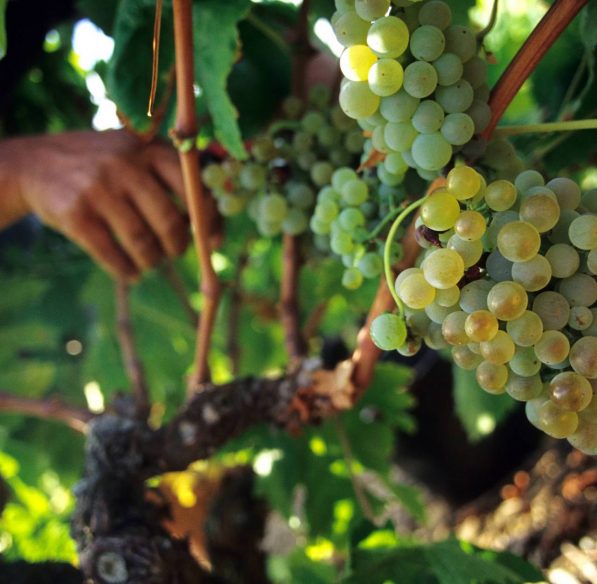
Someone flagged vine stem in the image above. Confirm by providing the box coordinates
[0,392,94,433]
[481,0,589,140]
[172,0,222,393]
[495,118,597,136]
[280,0,313,361]
[383,198,424,317]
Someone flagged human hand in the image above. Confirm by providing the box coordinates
[0,129,189,281]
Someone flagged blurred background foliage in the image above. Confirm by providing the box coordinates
[0,0,595,580]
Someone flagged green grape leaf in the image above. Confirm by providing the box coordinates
[452,364,517,443]
[0,0,7,60]
[193,0,250,159]
[344,538,543,584]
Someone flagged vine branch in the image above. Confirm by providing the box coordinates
[172,0,222,393]
[116,280,149,416]
[0,392,94,433]
[482,0,590,140]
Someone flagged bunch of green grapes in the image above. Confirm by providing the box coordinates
[201,86,409,290]
[370,164,597,454]
[332,0,491,178]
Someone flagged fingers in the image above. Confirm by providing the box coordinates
[144,142,186,202]
[89,188,166,272]
[125,170,190,258]
[65,204,139,281]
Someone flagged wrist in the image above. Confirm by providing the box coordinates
[0,137,33,229]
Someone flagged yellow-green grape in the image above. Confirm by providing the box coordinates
[515,169,544,193]
[441,311,469,345]
[480,330,516,365]
[525,398,545,430]
[506,373,543,402]
[342,267,364,289]
[534,330,571,366]
[368,58,404,96]
[487,281,528,321]
[549,371,593,412]
[394,267,421,292]
[424,322,449,350]
[568,417,597,455]
[424,301,457,325]
[452,344,483,370]
[446,166,481,200]
[497,221,541,263]
[510,346,542,377]
[568,215,597,250]
[454,210,486,241]
[333,11,370,47]
[532,291,570,330]
[217,194,245,216]
[367,16,410,59]
[459,280,491,313]
[421,248,465,289]
[545,243,580,279]
[587,248,597,275]
[435,286,460,307]
[519,194,560,233]
[484,179,517,212]
[558,273,597,307]
[546,177,581,210]
[355,0,390,21]
[476,361,508,394]
[339,81,381,119]
[511,254,552,292]
[505,311,543,347]
[397,336,423,357]
[340,45,378,81]
[569,336,597,379]
[464,310,498,342]
[405,307,431,337]
[398,272,436,309]
[202,163,227,189]
[370,312,407,350]
[539,401,579,438]
[447,235,483,268]
[467,342,482,355]
[568,306,594,331]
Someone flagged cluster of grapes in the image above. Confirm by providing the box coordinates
[371,165,597,453]
[201,87,408,289]
[332,0,491,178]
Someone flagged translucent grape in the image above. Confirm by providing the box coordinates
[358,252,383,278]
[506,373,543,402]
[465,310,498,342]
[338,208,365,230]
[367,16,409,58]
[510,346,542,377]
[539,401,579,438]
[569,336,597,379]
[355,0,390,21]
[435,80,474,113]
[339,81,381,119]
[455,210,486,241]
[441,311,469,345]
[287,183,315,210]
[342,267,364,289]
[486,281,528,321]
[418,0,452,29]
[422,248,465,289]
[435,286,460,307]
[534,330,570,366]
[384,151,408,175]
[420,190,460,231]
[459,280,491,313]
[331,230,354,255]
[568,417,597,455]
[476,361,508,394]
[310,216,331,235]
[340,45,378,81]
[409,25,445,62]
[452,344,483,370]
[480,330,515,365]
[532,291,570,331]
[239,163,267,190]
[515,169,545,193]
[441,113,475,146]
[447,235,483,268]
[301,111,326,134]
[497,221,541,262]
[424,322,449,350]
[260,194,288,221]
[412,100,444,133]
[549,371,593,412]
[398,272,436,308]
[587,248,597,274]
[558,273,597,307]
[368,58,404,96]
[217,194,244,216]
[546,177,581,210]
[432,52,463,86]
[202,164,227,189]
[403,61,438,98]
[545,243,580,279]
[315,200,339,222]
[511,254,552,292]
[370,313,407,350]
[311,161,334,187]
[380,90,419,122]
[341,178,369,205]
[568,215,597,250]
[485,250,513,283]
[384,121,418,152]
[582,190,597,213]
[411,132,452,171]
[568,306,594,331]
[447,166,481,200]
[549,209,579,244]
[425,300,457,324]
[283,209,308,235]
[332,167,357,191]
[519,194,560,233]
[444,25,477,62]
[506,311,543,347]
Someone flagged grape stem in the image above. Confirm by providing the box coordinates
[495,118,597,136]
[172,0,222,394]
[383,198,425,316]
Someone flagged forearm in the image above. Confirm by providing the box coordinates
[0,137,31,229]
